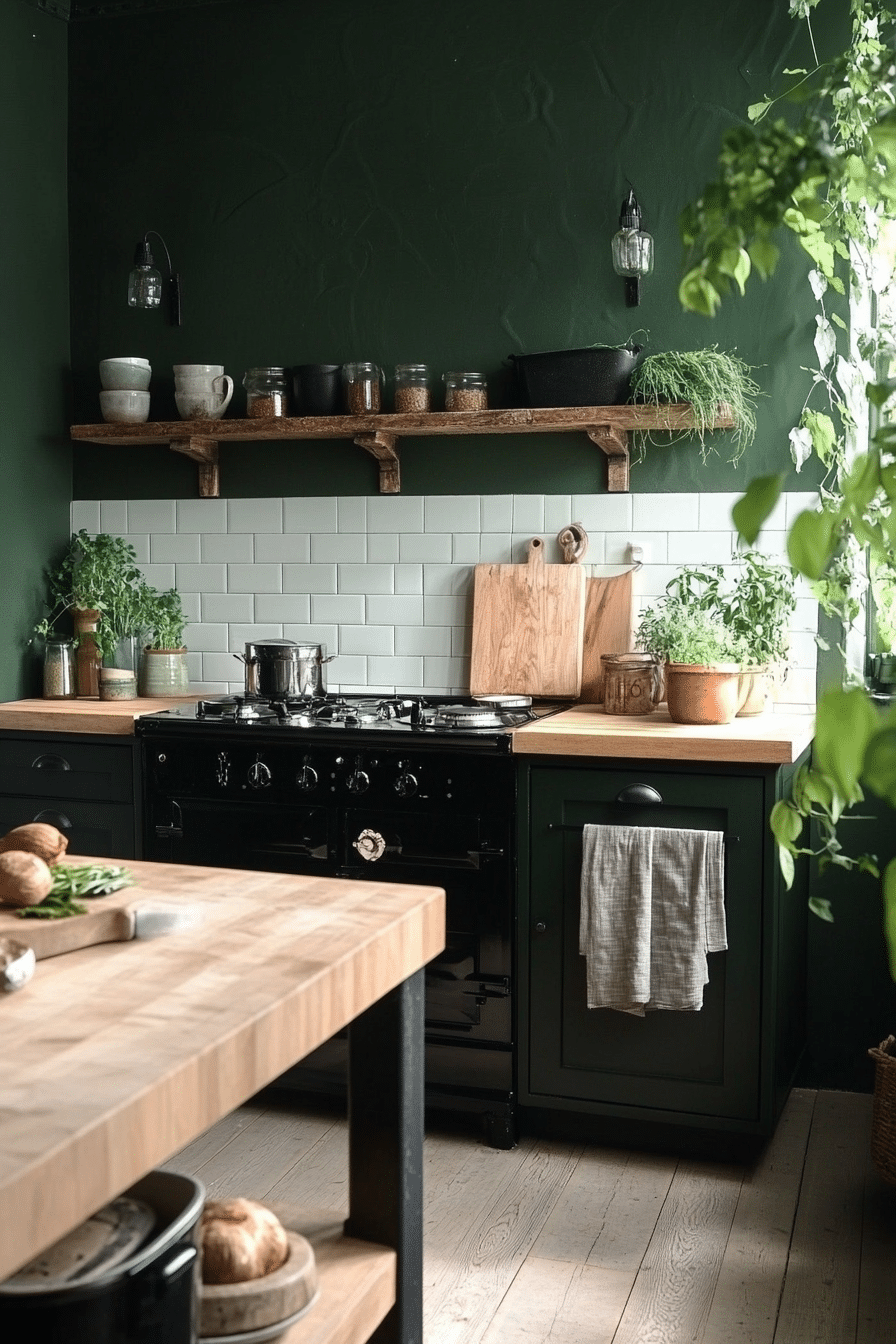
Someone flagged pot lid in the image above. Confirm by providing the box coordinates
[1,1197,155,1293]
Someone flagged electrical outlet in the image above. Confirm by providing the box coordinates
[627,540,651,564]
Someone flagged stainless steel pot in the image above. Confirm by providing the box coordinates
[235,640,334,698]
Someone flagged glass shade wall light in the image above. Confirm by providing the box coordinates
[611,188,653,307]
[127,230,182,326]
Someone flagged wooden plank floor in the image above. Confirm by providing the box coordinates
[164,1089,896,1344]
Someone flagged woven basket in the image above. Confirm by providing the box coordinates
[868,1034,896,1187]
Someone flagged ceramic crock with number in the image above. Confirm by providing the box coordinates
[600,652,663,715]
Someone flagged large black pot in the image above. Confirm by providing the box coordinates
[509,345,641,408]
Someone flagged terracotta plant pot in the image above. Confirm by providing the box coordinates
[664,662,742,725]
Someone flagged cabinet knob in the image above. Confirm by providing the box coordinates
[534,921,547,936]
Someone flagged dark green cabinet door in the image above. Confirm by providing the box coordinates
[524,765,767,1122]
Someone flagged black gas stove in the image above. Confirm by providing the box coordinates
[136,691,567,1147]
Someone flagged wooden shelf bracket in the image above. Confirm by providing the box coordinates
[354,430,400,493]
[585,424,630,492]
[170,436,220,498]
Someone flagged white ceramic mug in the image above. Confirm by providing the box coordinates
[173,363,224,379]
[175,377,234,420]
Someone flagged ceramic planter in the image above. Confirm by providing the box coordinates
[664,662,742,725]
[140,648,189,697]
[736,665,770,718]
[98,667,137,701]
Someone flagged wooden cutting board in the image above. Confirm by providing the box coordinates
[0,884,145,960]
[578,568,636,703]
[470,538,586,697]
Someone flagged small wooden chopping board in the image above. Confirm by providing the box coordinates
[579,569,636,702]
[0,885,140,960]
[470,538,586,697]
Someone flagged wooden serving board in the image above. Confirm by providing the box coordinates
[470,538,586,697]
[579,569,636,703]
[0,885,140,960]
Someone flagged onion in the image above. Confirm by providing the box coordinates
[199,1198,290,1285]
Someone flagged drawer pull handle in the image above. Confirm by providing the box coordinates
[31,753,72,773]
[32,809,73,832]
[615,783,663,806]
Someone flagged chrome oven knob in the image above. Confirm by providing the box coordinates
[394,772,418,797]
[353,828,386,862]
[346,768,370,795]
[248,756,272,789]
[296,763,318,792]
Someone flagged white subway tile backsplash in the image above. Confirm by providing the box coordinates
[338,563,394,594]
[228,497,283,534]
[338,496,367,533]
[425,495,481,532]
[128,500,177,534]
[284,497,338,533]
[367,594,425,625]
[340,624,394,656]
[367,495,425,533]
[481,495,513,531]
[151,533,202,564]
[284,563,337,594]
[311,594,365,624]
[73,491,818,705]
[311,532,366,563]
[255,593,311,623]
[400,532,452,563]
[227,563,282,593]
[100,500,127,533]
[202,593,255,623]
[72,500,101,532]
[177,498,228,533]
[202,533,254,563]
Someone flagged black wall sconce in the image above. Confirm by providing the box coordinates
[611,188,654,307]
[127,230,182,326]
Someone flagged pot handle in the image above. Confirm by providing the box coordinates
[233,652,259,665]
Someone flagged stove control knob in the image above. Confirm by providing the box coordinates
[394,771,418,797]
[248,756,272,789]
[346,767,370,795]
[296,762,319,792]
[353,828,386,862]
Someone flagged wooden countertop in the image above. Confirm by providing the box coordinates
[0,858,445,1282]
[0,696,200,735]
[512,704,815,764]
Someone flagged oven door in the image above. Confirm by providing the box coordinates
[146,797,335,874]
[341,807,512,1045]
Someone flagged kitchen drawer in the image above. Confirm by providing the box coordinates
[0,794,137,859]
[0,736,134,803]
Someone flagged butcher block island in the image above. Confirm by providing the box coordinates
[0,857,445,1344]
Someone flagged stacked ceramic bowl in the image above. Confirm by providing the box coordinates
[99,357,151,423]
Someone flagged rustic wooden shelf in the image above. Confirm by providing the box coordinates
[70,403,735,497]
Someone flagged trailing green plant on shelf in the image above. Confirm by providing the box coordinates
[628,347,762,462]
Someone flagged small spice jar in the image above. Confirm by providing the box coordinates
[443,370,488,411]
[42,636,76,699]
[393,363,431,413]
[343,362,383,414]
[242,367,288,418]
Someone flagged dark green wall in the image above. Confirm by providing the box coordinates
[0,1,72,701]
[66,0,824,499]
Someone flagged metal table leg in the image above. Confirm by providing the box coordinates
[346,969,425,1344]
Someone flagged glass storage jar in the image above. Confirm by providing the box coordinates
[343,362,383,414]
[393,363,431,413]
[242,367,288,418]
[443,370,488,411]
[42,636,76,699]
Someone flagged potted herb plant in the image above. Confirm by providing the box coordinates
[139,588,189,698]
[665,552,797,716]
[34,531,148,699]
[628,346,761,462]
[635,596,745,725]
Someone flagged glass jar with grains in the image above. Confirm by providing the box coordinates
[443,370,488,411]
[243,367,288,418]
[393,363,431,413]
[343,362,383,414]
[42,635,76,699]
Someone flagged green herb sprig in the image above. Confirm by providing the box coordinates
[17,864,134,920]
